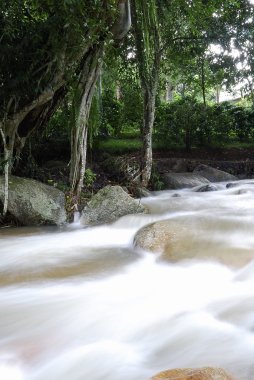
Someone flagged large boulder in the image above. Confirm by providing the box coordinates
[162,172,210,189]
[134,219,254,266]
[134,220,188,255]
[194,164,237,182]
[151,367,236,380]
[0,176,67,226]
[80,185,147,226]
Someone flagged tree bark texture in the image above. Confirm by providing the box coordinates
[68,0,131,199]
[200,58,206,106]
[69,43,104,199]
[0,125,9,218]
[131,0,161,187]
[0,83,65,174]
[142,88,156,186]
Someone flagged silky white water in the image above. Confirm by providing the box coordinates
[1,180,254,380]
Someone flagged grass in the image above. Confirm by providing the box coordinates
[214,141,254,149]
[96,138,142,154]
[94,121,254,156]
[119,129,140,139]
[95,136,185,155]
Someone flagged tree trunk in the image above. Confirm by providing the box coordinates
[1,83,65,177]
[141,88,156,186]
[201,58,206,106]
[131,0,161,188]
[69,0,132,200]
[216,85,220,104]
[165,81,174,102]
[0,126,9,218]
[185,126,191,153]
[69,43,104,200]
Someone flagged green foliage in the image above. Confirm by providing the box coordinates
[0,0,117,116]
[230,106,254,141]
[101,90,124,137]
[120,85,143,130]
[84,168,96,189]
[44,106,70,141]
[150,167,165,191]
[155,98,207,150]
[155,99,254,150]
[101,51,143,136]
[96,137,142,154]
[88,86,101,147]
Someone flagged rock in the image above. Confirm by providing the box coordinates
[0,176,67,226]
[194,164,237,183]
[136,187,151,197]
[226,181,254,189]
[134,220,188,254]
[162,172,210,189]
[237,189,248,195]
[226,182,239,189]
[134,219,254,266]
[80,185,147,226]
[131,186,151,198]
[155,158,190,174]
[171,159,189,172]
[151,367,236,380]
[195,184,218,192]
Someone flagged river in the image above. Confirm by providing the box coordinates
[1,180,254,380]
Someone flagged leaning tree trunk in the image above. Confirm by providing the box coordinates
[0,82,65,222]
[69,0,131,200]
[69,43,104,200]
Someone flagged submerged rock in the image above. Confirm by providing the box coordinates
[0,175,67,226]
[226,182,239,189]
[194,164,237,182]
[151,367,236,380]
[162,172,210,189]
[80,185,147,226]
[195,184,218,192]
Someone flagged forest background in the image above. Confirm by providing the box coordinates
[1,0,254,219]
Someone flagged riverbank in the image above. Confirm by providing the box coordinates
[1,146,254,228]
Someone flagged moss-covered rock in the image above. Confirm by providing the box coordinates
[0,176,67,226]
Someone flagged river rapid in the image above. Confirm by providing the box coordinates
[1,180,254,380]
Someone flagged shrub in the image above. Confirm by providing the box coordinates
[155,99,254,149]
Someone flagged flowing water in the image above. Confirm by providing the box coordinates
[1,180,254,380]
